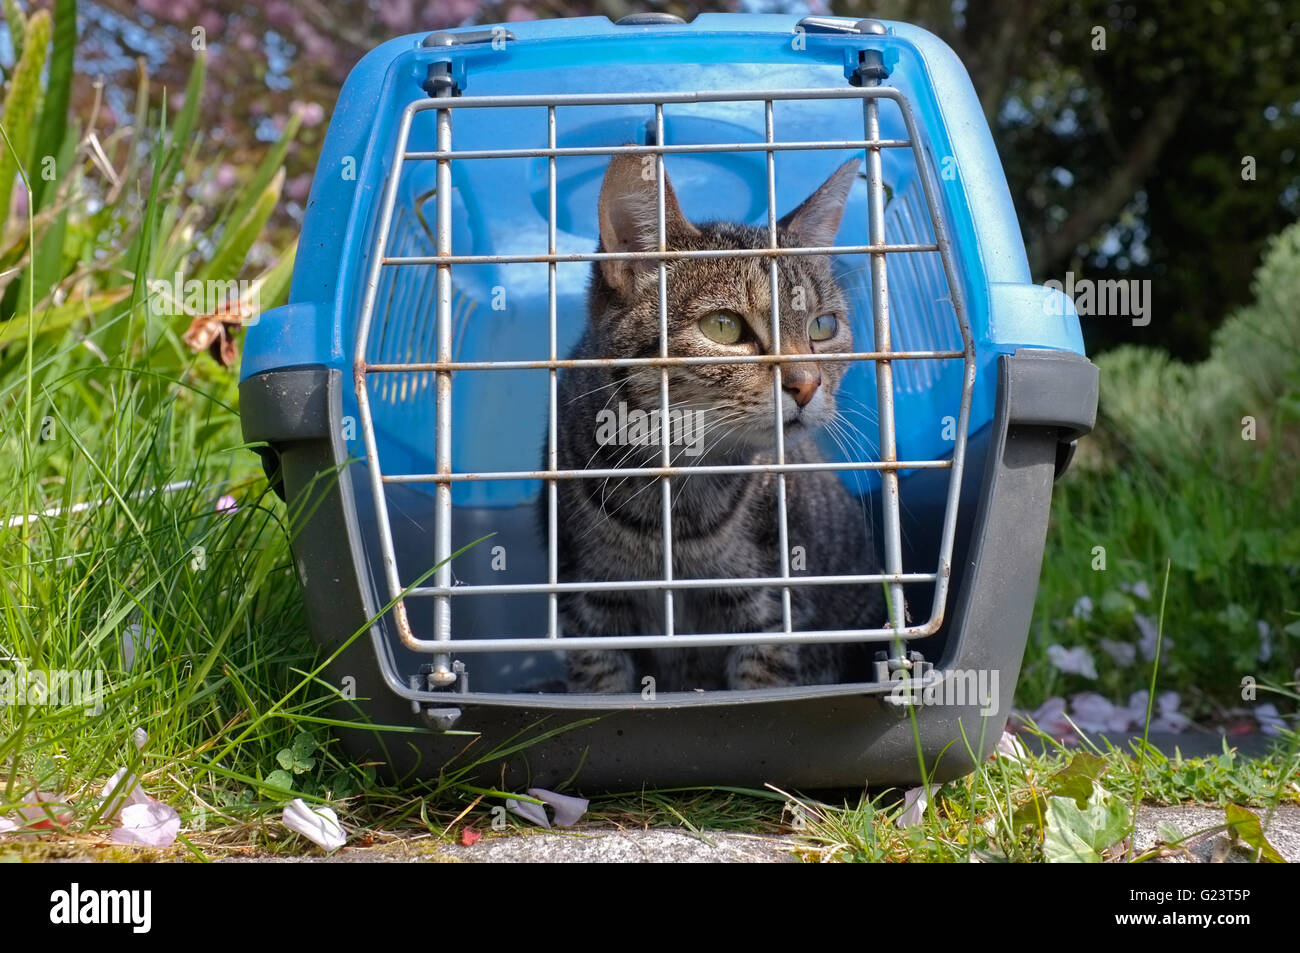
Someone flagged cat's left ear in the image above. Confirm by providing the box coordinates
[597,153,700,296]
[778,159,860,248]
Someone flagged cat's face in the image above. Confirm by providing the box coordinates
[589,155,859,457]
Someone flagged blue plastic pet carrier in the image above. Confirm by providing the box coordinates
[239,13,1097,789]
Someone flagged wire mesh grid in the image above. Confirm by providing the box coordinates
[352,86,976,690]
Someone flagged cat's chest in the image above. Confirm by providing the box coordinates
[593,477,780,576]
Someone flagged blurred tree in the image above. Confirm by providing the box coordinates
[833,0,1300,357]
[13,0,1296,357]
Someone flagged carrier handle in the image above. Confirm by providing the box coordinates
[422,28,516,48]
[796,16,889,35]
[614,13,685,25]
[1001,349,1100,480]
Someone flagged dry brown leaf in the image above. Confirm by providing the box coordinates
[182,304,250,368]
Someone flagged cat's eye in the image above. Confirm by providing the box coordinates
[698,310,745,345]
[808,314,839,342]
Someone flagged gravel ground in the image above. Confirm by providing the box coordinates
[229,828,806,863]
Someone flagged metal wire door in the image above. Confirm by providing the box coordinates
[352,84,976,693]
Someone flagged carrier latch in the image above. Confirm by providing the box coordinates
[850,25,892,87]
[421,28,518,97]
[419,660,469,694]
[421,707,463,731]
[877,650,936,708]
[409,667,466,729]
[875,649,932,681]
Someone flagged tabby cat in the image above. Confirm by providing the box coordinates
[546,154,884,693]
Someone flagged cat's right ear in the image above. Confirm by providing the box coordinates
[597,153,699,297]
[778,158,860,249]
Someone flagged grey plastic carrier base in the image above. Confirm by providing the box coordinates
[240,347,1097,790]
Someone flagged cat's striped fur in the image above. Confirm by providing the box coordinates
[545,155,884,693]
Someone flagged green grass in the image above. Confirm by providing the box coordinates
[785,732,1300,863]
[1024,224,1300,722]
[0,15,1296,862]
[0,33,325,850]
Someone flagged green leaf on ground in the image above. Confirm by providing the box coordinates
[1155,820,1183,844]
[264,770,295,793]
[1225,804,1286,863]
[1044,782,1131,863]
[1049,752,1108,806]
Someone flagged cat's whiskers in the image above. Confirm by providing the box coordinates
[594,403,743,509]
[586,395,713,521]
[835,391,882,429]
[589,410,748,538]
[828,409,926,556]
[829,407,881,458]
[667,411,751,519]
[824,414,876,545]
[594,432,661,515]
[577,407,748,543]
[565,372,633,408]
[577,374,637,473]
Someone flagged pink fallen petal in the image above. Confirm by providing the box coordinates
[1047,644,1098,679]
[282,798,347,852]
[1094,692,1137,732]
[527,787,589,827]
[1151,712,1191,733]
[1123,580,1152,600]
[506,797,550,828]
[1070,692,1118,733]
[1125,689,1151,725]
[110,801,180,847]
[1134,615,1171,660]
[121,623,157,672]
[1099,638,1137,668]
[1257,620,1273,663]
[1255,703,1286,736]
[0,816,19,835]
[17,791,72,830]
[993,730,1028,763]
[101,768,152,820]
[1029,696,1074,738]
[896,785,931,828]
[1148,691,1190,733]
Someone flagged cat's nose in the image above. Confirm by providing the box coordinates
[782,373,821,407]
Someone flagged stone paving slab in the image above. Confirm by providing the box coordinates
[1130,805,1299,863]
[201,805,1299,863]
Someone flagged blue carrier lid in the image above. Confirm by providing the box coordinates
[242,14,1084,507]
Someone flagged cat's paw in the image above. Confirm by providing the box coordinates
[724,643,804,690]
[566,649,636,694]
[726,641,847,689]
